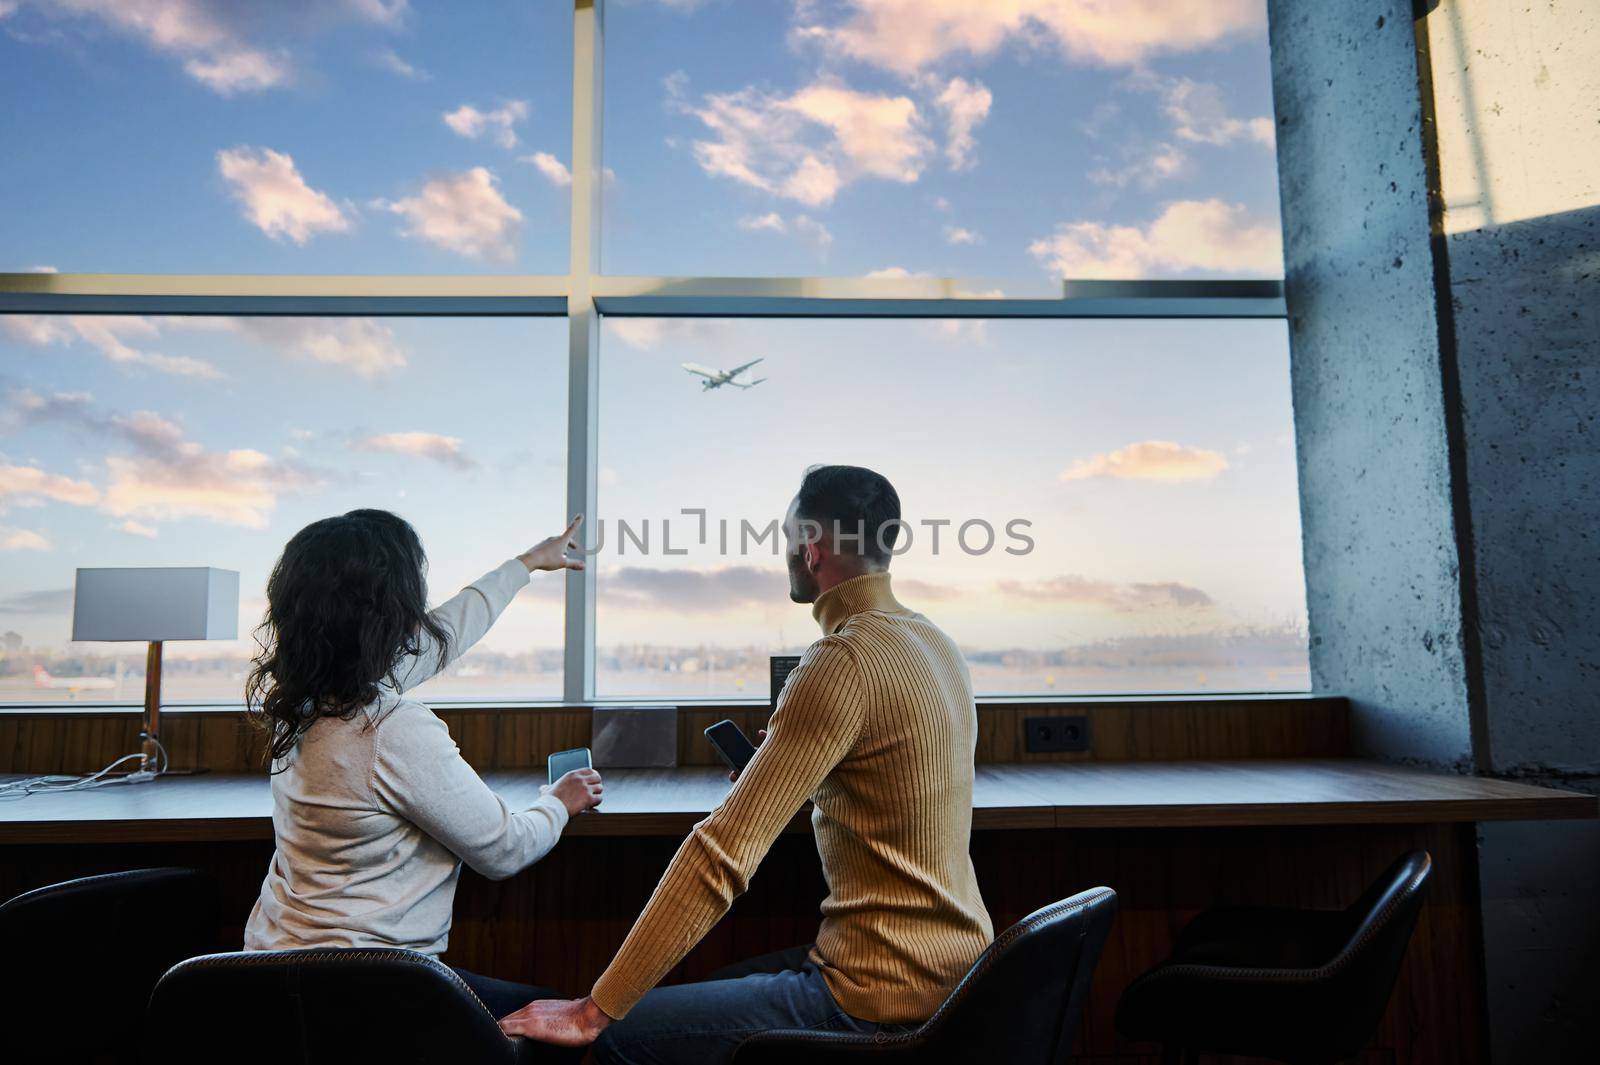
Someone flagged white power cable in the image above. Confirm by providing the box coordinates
[0,735,170,799]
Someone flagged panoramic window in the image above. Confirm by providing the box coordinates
[0,2,572,274]
[0,316,567,705]
[3,1,1304,707]
[594,316,1307,699]
[602,0,1282,279]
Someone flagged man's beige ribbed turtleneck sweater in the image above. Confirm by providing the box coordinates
[590,572,994,1024]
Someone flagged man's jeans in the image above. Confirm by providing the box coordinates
[593,946,912,1065]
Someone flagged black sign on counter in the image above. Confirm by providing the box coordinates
[770,655,802,709]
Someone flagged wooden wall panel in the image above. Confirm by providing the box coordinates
[0,696,1346,775]
[0,820,1481,1065]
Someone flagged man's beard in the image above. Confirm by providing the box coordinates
[786,549,819,604]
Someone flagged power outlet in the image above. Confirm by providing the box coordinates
[1024,715,1089,753]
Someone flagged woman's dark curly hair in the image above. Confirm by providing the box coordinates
[247,509,450,764]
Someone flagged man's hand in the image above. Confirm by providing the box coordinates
[550,768,603,817]
[499,995,611,1046]
[519,514,585,573]
[728,729,767,783]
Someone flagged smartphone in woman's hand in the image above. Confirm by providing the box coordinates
[547,746,592,784]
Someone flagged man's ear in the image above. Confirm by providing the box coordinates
[804,540,825,573]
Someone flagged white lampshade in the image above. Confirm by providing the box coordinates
[71,567,240,642]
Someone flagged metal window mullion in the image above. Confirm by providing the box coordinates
[563,0,604,703]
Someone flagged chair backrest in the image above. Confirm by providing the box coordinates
[0,867,218,1064]
[913,886,1118,1065]
[145,948,522,1065]
[1322,849,1433,1057]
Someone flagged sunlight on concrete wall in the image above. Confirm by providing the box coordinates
[1427,0,1600,233]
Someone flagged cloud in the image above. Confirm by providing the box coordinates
[230,318,405,378]
[346,0,409,24]
[1,528,50,551]
[16,1,409,94]
[0,464,100,506]
[443,101,529,149]
[739,212,787,233]
[100,447,313,528]
[792,215,833,251]
[2,314,401,381]
[354,431,476,470]
[118,519,158,538]
[217,146,351,245]
[933,76,991,169]
[0,315,70,346]
[674,75,931,206]
[1060,440,1229,482]
[69,316,222,377]
[185,49,287,94]
[929,319,989,344]
[32,0,289,95]
[793,0,1264,74]
[893,577,961,601]
[374,47,427,80]
[735,211,832,252]
[605,317,728,352]
[2,314,222,378]
[599,565,786,614]
[0,587,73,615]
[1028,199,1282,278]
[863,266,923,279]
[1088,142,1189,188]
[376,168,522,262]
[1157,77,1274,146]
[524,151,571,186]
[942,224,980,245]
[4,388,320,528]
[997,574,1214,611]
[520,152,613,188]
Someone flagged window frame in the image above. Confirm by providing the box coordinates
[0,0,1289,706]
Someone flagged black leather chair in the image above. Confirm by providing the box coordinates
[0,867,219,1065]
[731,886,1118,1064]
[1116,851,1433,1065]
[146,947,545,1065]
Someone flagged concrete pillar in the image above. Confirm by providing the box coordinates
[1267,0,1475,767]
[1422,3,1600,1059]
[1269,1,1600,1060]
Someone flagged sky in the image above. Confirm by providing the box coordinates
[0,1,1303,701]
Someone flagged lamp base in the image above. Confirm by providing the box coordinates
[140,640,163,778]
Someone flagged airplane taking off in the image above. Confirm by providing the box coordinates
[33,665,117,694]
[682,358,767,391]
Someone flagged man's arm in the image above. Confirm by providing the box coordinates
[500,637,866,1042]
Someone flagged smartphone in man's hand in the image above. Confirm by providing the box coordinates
[704,720,758,775]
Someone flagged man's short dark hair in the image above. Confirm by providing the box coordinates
[795,465,902,565]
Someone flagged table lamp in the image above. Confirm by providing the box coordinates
[72,567,239,780]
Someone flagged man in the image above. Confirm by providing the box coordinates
[501,465,993,1063]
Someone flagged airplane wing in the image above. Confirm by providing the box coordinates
[730,377,768,389]
[725,358,764,378]
[681,362,720,380]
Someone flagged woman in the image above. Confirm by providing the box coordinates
[242,508,600,1023]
